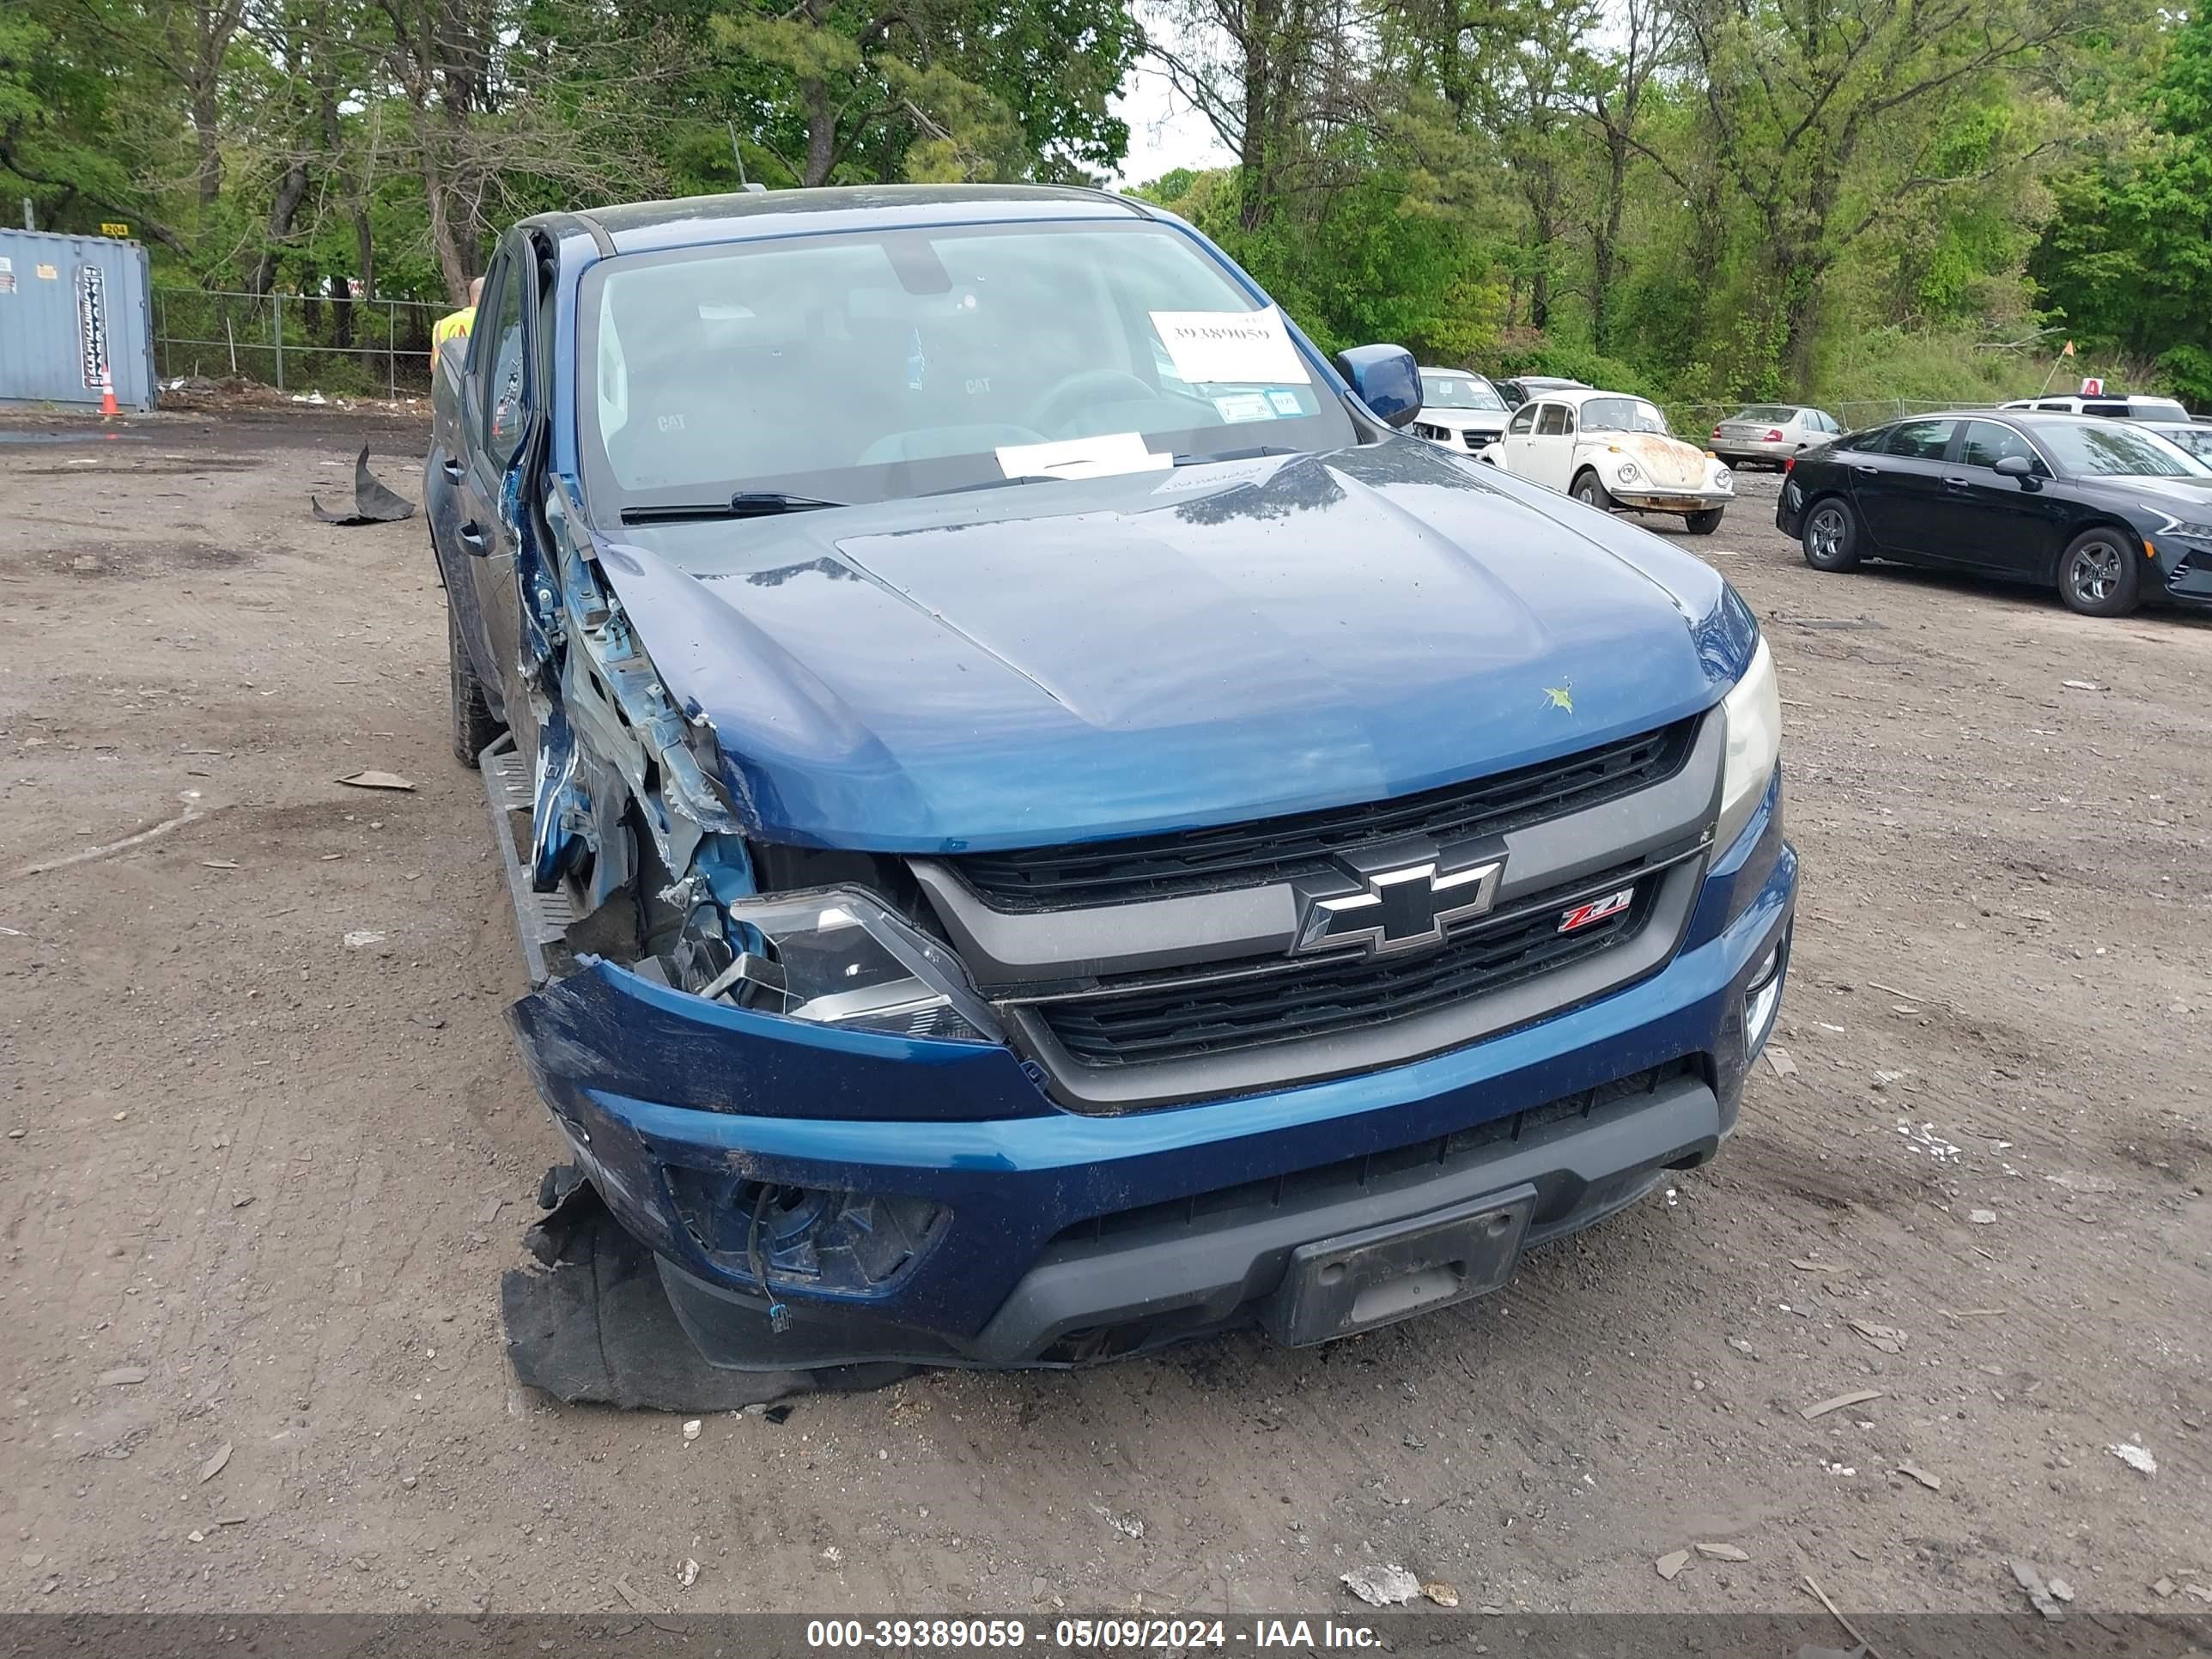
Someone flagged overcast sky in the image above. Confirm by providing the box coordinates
[1108,59,1234,188]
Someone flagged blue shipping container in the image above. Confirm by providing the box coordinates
[0,228,156,412]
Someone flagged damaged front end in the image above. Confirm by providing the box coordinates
[486,470,1029,1397]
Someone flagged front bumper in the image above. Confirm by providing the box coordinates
[2150,536,2212,605]
[1614,485,1732,514]
[507,777,1796,1369]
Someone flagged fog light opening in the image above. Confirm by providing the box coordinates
[1745,939,1785,1053]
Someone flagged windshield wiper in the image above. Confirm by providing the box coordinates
[622,491,848,525]
[1170,444,1301,466]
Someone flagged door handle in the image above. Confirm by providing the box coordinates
[1942,477,1971,491]
[458,520,489,556]
[1850,465,1880,478]
[441,456,465,481]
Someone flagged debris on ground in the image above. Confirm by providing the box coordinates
[2150,1577,2175,1598]
[1896,1463,1942,1491]
[342,930,386,949]
[312,445,416,525]
[1694,1542,1749,1561]
[681,1419,701,1442]
[197,1442,231,1483]
[336,770,416,791]
[1655,1550,1691,1581]
[2106,1442,2156,1475]
[678,1558,700,1589]
[2046,1577,2075,1602]
[2009,1559,2065,1621]
[1847,1320,1907,1355]
[97,1366,149,1387]
[1765,1045,1798,1077]
[1968,1209,1998,1224]
[1802,1389,1884,1420]
[613,1576,653,1613]
[1420,1581,1459,1607]
[2059,680,2103,692]
[1340,1563,1421,1606]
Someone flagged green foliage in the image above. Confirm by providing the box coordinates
[2033,6,2212,406]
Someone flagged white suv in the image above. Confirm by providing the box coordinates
[1999,393,2191,422]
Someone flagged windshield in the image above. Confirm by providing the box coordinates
[579,222,1358,509]
[1419,372,1505,411]
[1579,397,1669,435]
[1728,405,1798,423]
[2037,421,2212,479]
[2154,425,2212,461]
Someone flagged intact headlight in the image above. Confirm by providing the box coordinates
[701,888,1000,1043]
[1715,637,1780,852]
[1616,461,1643,484]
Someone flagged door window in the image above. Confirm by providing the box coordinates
[1507,404,1538,436]
[1958,421,2036,470]
[480,252,530,469]
[1881,418,1954,460]
[1535,403,1568,436]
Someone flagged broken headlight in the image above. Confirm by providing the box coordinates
[696,888,1001,1044]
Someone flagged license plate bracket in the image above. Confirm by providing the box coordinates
[1261,1183,1536,1346]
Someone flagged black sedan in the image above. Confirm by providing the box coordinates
[1775,410,2212,617]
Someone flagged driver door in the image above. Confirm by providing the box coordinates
[1496,401,1539,473]
[1529,401,1577,490]
[458,235,541,761]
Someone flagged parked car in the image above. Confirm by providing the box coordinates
[1497,374,1589,409]
[1486,387,1735,533]
[1409,368,1512,454]
[1710,404,1843,469]
[428,185,1796,1372]
[1999,392,2191,422]
[2144,421,2212,464]
[1777,410,2212,617]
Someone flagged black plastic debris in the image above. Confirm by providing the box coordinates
[500,1167,915,1412]
[311,444,416,524]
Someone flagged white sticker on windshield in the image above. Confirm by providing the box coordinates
[1212,392,1279,424]
[1267,389,1304,416]
[996,431,1172,481]
[1150,305,1305,386]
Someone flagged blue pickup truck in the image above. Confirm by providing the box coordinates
[428,184,1796,1371]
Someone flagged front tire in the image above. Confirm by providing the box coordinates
[2057,528,2141,617]
[448,599,502,768]
[1801,498,1860,570]
[1572,471,1614,511]
[1686,507,1724,535]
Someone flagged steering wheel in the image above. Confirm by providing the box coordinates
[1028,369,1159,435]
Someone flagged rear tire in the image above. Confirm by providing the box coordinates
[2057,527,2141,617]
[1801,498,1860,570]
[1686,507,1724,535]
[1571,471,1614,511]
[448,599,501,768]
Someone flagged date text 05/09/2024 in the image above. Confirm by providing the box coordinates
[804,1620,1383,1650]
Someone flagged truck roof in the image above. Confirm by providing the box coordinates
[539,184,1155,258]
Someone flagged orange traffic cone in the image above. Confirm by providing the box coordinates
[100,368,118,420]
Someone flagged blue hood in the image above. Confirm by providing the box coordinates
[592,439,1756,853]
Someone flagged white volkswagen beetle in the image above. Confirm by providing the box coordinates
[1484,387,1734,534]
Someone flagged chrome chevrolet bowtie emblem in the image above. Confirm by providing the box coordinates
[1291,846,1506,957]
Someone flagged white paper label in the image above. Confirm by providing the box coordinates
[1149,305,1305,386]
[1267,389,1304,416]
[996,431,1172,481]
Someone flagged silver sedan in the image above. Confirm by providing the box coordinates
[1710,404,1843,468]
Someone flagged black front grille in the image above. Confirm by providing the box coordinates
[1033,867,1657,1068]
[1048,1056,1703,1249]
[954,717,1698,912]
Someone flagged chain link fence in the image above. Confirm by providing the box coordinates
[153,289,449,399]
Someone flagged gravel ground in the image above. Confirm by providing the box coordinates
[1,410,2206,1618]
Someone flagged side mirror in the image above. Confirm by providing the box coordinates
[1333,344,1421,428]
[1994,453,2039,488]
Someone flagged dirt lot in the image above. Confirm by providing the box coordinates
[1,410,2207,1620]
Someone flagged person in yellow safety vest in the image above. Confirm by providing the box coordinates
[432,276,484,356]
